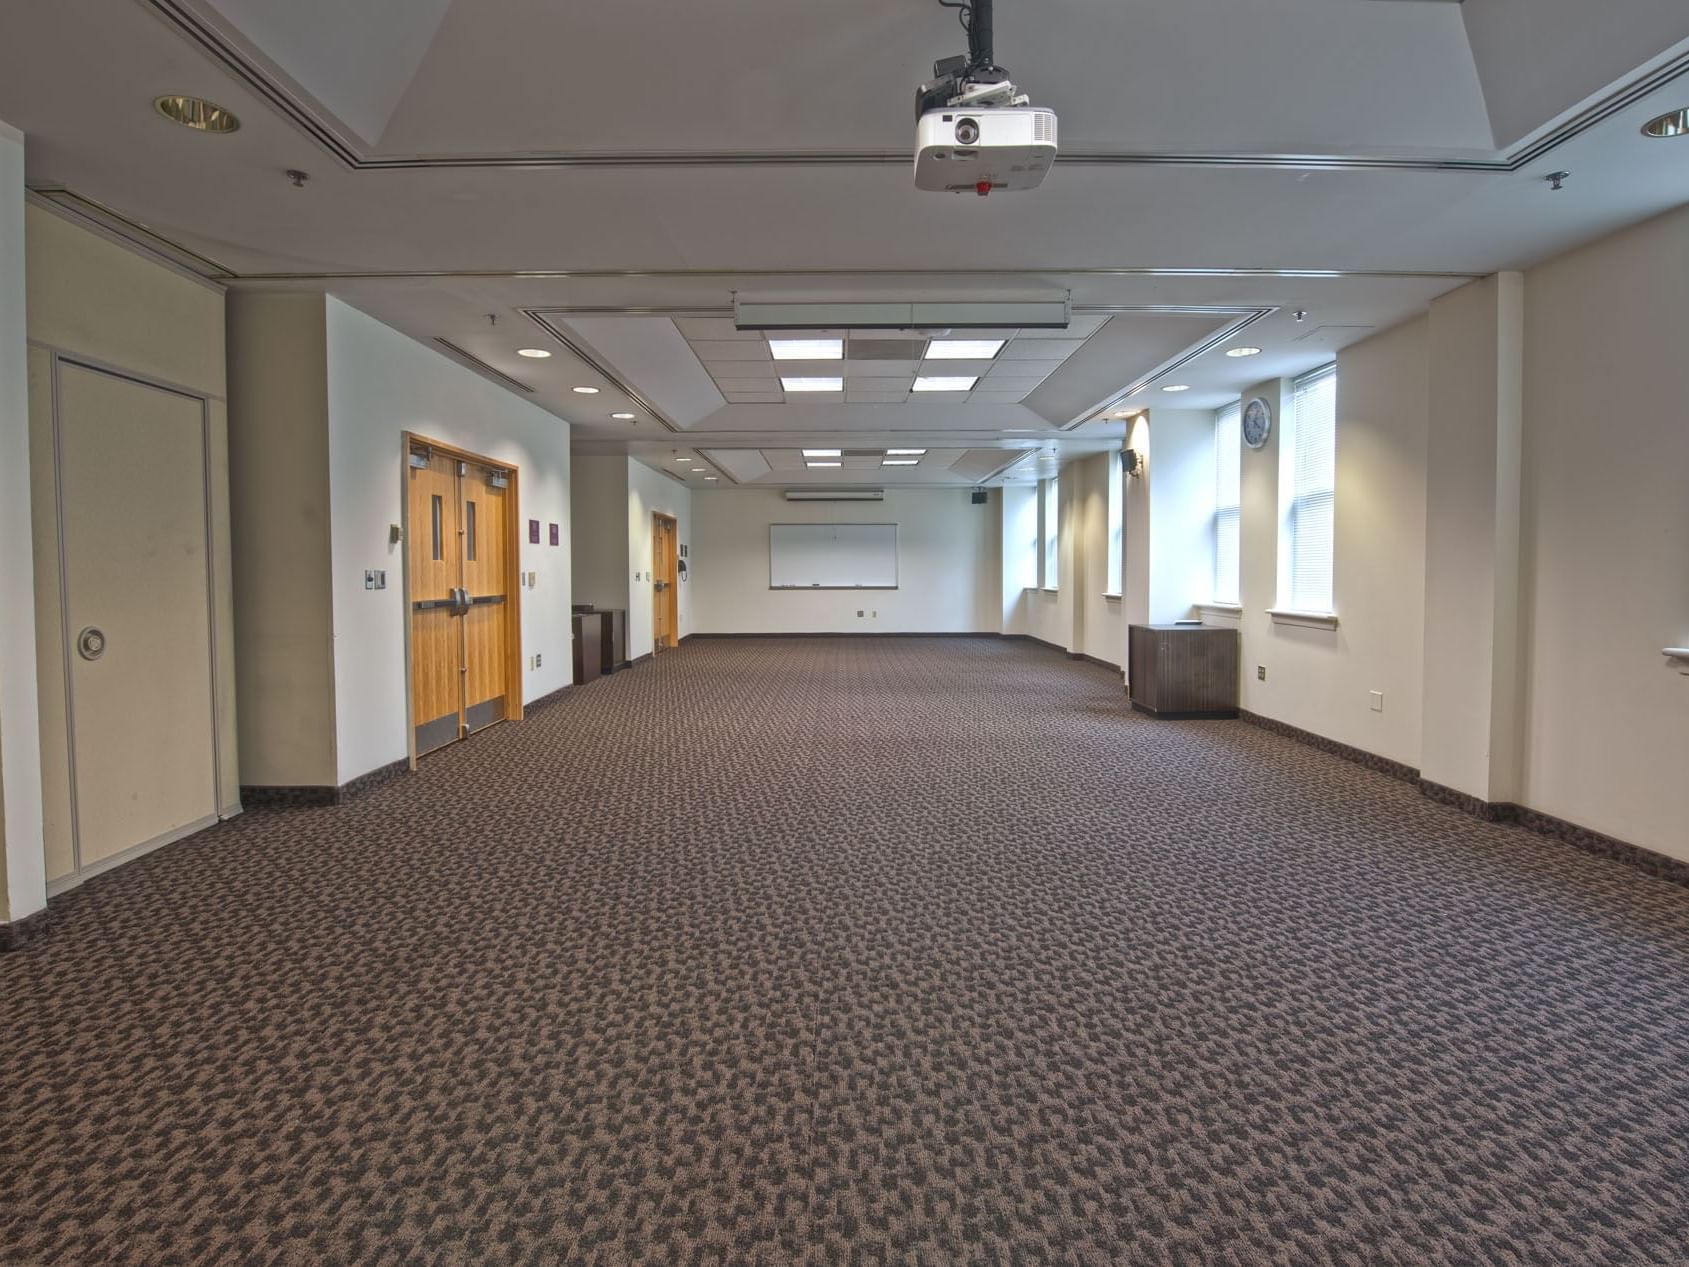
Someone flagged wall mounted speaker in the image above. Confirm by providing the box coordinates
[971,488,988,504]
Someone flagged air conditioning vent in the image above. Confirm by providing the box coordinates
[784,489,884,502]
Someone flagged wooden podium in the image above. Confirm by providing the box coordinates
[1128,624,1240,719]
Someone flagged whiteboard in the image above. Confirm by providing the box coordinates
[769,523,898,589]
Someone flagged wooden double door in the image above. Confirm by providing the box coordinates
[407,439,520,756]
[652,512,679,652]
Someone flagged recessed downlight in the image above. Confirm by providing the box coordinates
[611,412,636,420]
[154,95,241,133]
[516,348,552,359]
[572,385,600,394]
[1642,107,1689,138]
[1161,384,1191,393]
[1224,347,1262,358]
[705,476,719,481]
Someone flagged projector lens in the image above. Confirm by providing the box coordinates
[955,117,980,145]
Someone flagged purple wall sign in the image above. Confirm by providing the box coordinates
[528,518,540,544]
[549,523,560,546]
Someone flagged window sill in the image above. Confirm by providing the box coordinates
[1267,608,1339,630]
[1195,602,1242,616]
[1041,587,1059,594]
[1102,591,1123,602]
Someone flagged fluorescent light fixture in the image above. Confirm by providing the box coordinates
[782,377,843,392]
[806,460,842,468]
[769,338,843,360]
[611,412,636,420]
[1224,347,1261,358]
[913,376,978,392]
[1642,107,1689,138]
[1161,384,1191,393]
[925,339,1005,360]
[675,456,692,462]
[572,385,600,394]
[516,348,552,359]
[882,459,919,466]
[886,448,927,455]
[802,448,842,457]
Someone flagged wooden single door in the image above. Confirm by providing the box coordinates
[408,448,464,756]
[459,465,513,732]
[652,513,679,651]
[58,362,218,870]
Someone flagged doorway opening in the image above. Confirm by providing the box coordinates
[404,434,523,758]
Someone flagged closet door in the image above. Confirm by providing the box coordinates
[58,362,218,869]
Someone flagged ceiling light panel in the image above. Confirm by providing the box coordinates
[806,460,842,467]
[913,376,978,392]
[886,449,927,455]
[769,338,843,360]
[802,448,842,457]
[516,348,552,358]
[925,340,1005,360]
[781,377,844,392]
[882,459,920,466]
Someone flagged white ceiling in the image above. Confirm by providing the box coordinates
[3,0,1687,485]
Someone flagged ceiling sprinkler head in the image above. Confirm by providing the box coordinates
[1293,309,1308,322]
[1545,170,1570,191]
[286,169,309,188]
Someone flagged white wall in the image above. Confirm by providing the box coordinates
[1073,453,1128,667]
[324,298,573,783]
[692,487,998,635]
[0,121,44,924]
[626,459,692,658]
[569,454,631,613]
[1146,409,1216,625]
[1518,206,1689,859]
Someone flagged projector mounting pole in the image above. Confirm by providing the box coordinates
[968,0,994,73]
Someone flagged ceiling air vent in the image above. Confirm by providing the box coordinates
[784,489,885,502]
[432,339,535,392]
[848,339,927,361]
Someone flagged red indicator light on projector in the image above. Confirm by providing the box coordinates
[976,181,992,196]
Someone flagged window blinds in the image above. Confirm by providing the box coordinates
[1287,366,1336,613]
[1042,477,1060,587]
[1214,402,1241,605]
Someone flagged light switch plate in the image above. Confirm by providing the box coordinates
[1369,691,1384,712]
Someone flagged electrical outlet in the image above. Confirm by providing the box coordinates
[857,610,864,618]
[364,570,374,590]
[1257,664,1266,681]
[1369,690,1384,713]
[535,652,542,669]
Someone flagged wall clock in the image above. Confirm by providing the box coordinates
[1242,396,1273,449]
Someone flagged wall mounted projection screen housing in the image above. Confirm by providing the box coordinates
[769,524,898,589]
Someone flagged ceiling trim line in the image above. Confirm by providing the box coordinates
[521,311,683,433]
[136,1,1689,177]
[26,186,237,281]
[1074,309,1275,428]
[431,338,536,393]
[232,267,1486,282]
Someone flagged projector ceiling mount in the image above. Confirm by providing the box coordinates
[914,0,1058,194]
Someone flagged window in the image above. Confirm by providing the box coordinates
[1213,402,1240,605]
[1105,453,1125,597]
[1041,476,1059,588]
[1284,366,1336,613]
[1013,485,1039,588]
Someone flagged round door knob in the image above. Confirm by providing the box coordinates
[77,627,106,661]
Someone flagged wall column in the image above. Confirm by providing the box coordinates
[0,120,47,935]
[1420,273,1525,804]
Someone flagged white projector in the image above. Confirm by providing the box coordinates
[914,107,1057,194]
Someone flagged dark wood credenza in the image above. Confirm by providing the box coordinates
[1128,624,1240,719]
[572,607,629,686]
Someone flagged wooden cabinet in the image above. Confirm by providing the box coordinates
[571,607,628,685]
[1128,624,1240,719]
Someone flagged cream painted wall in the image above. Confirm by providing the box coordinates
[1072,453,1128,667]
[570,455,631,613]
[227,293,337,788]
[1145,409,1216,626]
[626,459,692,658]
[1518,206,1689,859]
[692,488,998,635]
[24,200,238,891]
[0,122,43,923]
[323,298,574,784]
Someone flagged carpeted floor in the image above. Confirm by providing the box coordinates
[4,636,1689,1266]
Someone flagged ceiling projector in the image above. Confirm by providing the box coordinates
[914,0,1056,195]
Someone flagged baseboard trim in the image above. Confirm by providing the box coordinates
[1067,650,1123,672]
[0,907,51,953]
[1239,710,1420,784]
[525,682,571,712]
[242,758,410,810]
[685,631,1005,640]
[1239,711,1689,891]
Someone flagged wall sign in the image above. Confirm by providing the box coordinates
[528,518,540,544]
[549,523,560,546]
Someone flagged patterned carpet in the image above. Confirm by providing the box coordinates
[4,636,1689,1266]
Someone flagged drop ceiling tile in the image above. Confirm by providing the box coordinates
[846,390,909,403]
[914,359,996,377]
[721,391,784,402]
[846,361,919,378]
[713,376,781,390]
[847,337,927,360]
[674,318,760,341]
[979,377,1048,393]
[690,340,771,361]
[1001,338,1086,359]
[966,391,1028,404]
[763,450,810,469]
[986,360,1051,378]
